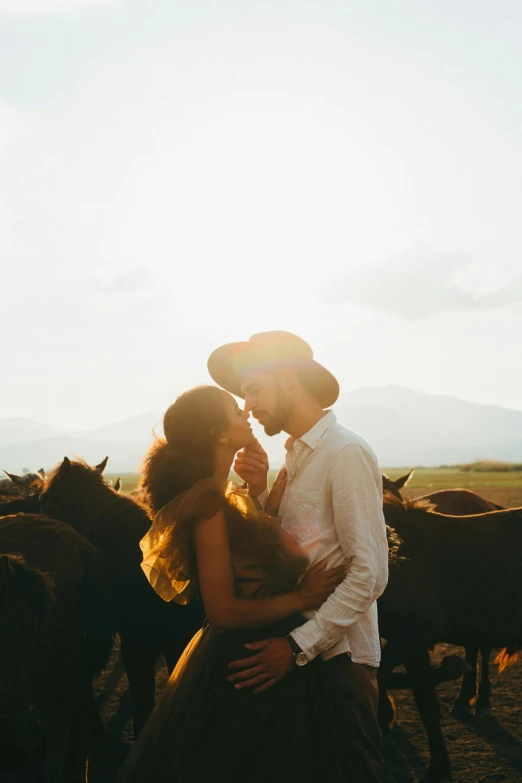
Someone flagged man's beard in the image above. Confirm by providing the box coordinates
[256,388,292,437]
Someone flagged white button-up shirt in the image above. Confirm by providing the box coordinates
[269,411,388,666]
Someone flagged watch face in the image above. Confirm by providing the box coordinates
[295,652,309,667]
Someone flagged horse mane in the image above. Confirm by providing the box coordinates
[383,490,436,514]
[385,524,407,566]
[45,455,92,482]
[2,553,54,635]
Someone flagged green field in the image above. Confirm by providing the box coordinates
[107,467,522,509]
[383,467,522,508]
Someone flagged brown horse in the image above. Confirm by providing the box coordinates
[379,494,522,782]
[383,469,503,513]
[0,470,44,498]
[0,514,113,782]
[384,470,506,716]
[40,457,205,736]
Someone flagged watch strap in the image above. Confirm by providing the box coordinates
[286,634,303,656]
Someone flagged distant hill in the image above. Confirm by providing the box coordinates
[1,386,521,472]
[0,418,64,447]
[334,386,522,467]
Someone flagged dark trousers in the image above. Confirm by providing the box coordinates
[325,653,385,783]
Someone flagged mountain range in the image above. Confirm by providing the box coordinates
[1,386,521,473]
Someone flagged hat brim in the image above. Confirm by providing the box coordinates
[207,341,339,409]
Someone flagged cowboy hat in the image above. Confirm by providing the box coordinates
[207,331,339,408]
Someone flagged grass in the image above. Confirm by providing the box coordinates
[383,467,522,508]
[107,466,522,509]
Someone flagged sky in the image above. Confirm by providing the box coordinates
[1,0,522,430]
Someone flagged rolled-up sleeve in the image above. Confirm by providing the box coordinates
[291,445,389,660]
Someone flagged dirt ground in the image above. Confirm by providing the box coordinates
[83,638,522,783]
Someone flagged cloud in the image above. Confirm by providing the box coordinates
[95,266,158,295]
[323,243,522,319]
[0,0,119,17]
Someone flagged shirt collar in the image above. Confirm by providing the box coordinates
[285,410,336,452]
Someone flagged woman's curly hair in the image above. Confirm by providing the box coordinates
[139,385,230,515]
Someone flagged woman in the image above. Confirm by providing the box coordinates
[116,385,347,782]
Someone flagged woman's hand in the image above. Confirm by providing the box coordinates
[265,467,288,516]
[297,559,346,610]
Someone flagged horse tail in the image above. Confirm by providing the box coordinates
[80,548,114,678]
[494,645,522,672]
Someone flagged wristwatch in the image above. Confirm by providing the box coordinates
[286,634,309,667]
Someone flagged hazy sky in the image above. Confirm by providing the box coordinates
[2,0,522,430]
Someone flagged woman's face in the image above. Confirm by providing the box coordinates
[221,394,256,451]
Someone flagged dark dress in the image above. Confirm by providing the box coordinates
[115,479,346,783]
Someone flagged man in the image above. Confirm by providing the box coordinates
[207,331,389,783]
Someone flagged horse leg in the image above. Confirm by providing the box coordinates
[119,636,156,738]
[41,705,70,783]
[450,646,478,718]
[406,648,452,783]
[384,655,470,691]
[62,687,94,783]
[475,646,493,716]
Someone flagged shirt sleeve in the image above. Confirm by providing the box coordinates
[290,444,389,660]
[250,486,269,509]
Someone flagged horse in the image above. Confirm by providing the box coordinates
[379,493,522,782]
[0,513,113,782]
[0,457,110,517]
[40,456,206,736]
[383,469,503,513]
[0,470,44,498]
[383,470,506,716]
[0,493,42,515]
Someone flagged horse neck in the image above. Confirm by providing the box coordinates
[385,504,428,540]
[70,482,150,550]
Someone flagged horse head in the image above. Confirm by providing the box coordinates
[382,469,414,499]
[40,456,115,541]
[0,471,43,499]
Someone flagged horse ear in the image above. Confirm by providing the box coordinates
[3,471,24,486]
[395,469,414,491]
[59,457,72,478]
[38,468,46,477]
[0,555,11,587]
[114,477,121,492]
[382,474,394,492]
[95,456,108,474]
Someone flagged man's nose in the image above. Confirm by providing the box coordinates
[243,395,253,413]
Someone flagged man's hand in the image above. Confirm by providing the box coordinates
[265,467,287,516]
[234,440,269,498]
[227,637,294,693]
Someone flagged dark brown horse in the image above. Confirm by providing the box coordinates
[379,494,522,782]
[384,470,506,716]
[0,493,41,515]
[40,457,205,736]
[0,514,112,782]
[0,457,109,517]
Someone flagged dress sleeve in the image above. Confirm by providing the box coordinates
[139,477,226,604]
